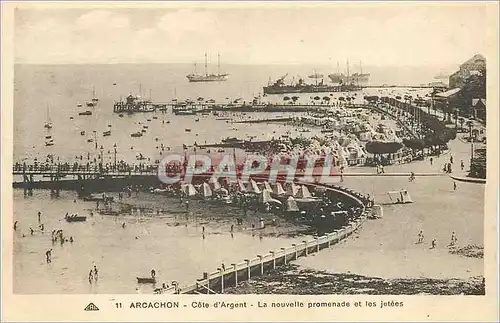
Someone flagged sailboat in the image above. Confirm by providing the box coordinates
[86,87,98,107]
[186,53,229,82]
[44,107,53,129]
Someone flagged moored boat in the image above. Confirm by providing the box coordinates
[65,215,87,222]
[103,130,111,136]
[79,110,92,116]
[136,277,156,284]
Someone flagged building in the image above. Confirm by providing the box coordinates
[449,54,486,89]
[471,98,486,122]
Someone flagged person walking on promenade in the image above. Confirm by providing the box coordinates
[93,265,99,280]
[460,160,465,171]
[30,227,34,235]
[430,157,433,166]
[45,249,52,263]
[88,270,94,283]
[450,155,453,164]
[37,211,41,223]
[453,182,457,191]
[430,239,437,249]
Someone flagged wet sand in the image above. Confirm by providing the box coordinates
[226,138,485,294]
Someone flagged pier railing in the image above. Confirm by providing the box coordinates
[168,216,366,294]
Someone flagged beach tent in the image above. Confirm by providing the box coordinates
[273,182,286,196]
[370,204,384,218]
[237,179,247,192]
[387,190,413,204]
[263,181,273,192]
[296,185,313,199]
[247,179,261,194]
[260,189,282,205]
[182,183,198,197]
[285,183,300,197]
[209,177,222,191]
[201,182,213,198]
[286,196,300,212]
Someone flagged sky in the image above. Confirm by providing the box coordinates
[13,3,493,67]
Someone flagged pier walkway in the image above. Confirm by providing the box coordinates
[162,182,369,294]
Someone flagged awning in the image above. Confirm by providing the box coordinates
[435,88,461,98]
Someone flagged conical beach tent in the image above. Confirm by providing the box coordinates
[182,183,197,197]
[286,196,299,212]
[273,182,286,195]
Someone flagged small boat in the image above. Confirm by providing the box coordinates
[195,118,200,122]
[45,135,52,139]
[45,141,54,146]
[77,103,83,107]
[103,130,111,136]
[131,132,143,138]
[143,125,148,129]
[147,119,151,122]
[152,116,158,119]
[185,128,191,132]
[79,110,92,116]
[98,210,120,216]
[87,138,93,143]
[86,102,95,107]
[65,215,87,222]
[136,277,156,284]
[44,107,53,129]
[69,117,74,120]
[119,114,124,117]
[108,124,112,127]
[141,129,147,133]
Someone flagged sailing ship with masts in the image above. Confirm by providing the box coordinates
[328,60,370,84]
[186,53,229,82]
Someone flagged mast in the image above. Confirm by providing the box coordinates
[204,53,208,76]
[346,59,350,83]
[218,53,221,76]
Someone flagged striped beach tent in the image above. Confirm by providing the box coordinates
[273,182,286,195]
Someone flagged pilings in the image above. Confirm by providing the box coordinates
[179,215,366,295]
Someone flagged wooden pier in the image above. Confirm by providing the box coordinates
[157,182,369,295]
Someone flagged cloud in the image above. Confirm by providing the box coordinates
[76,10,129,30]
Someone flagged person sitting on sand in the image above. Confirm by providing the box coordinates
[430,239,437,249]
[151,269,156,279]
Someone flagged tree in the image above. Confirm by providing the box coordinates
[365,141,403,155]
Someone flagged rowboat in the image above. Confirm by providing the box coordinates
[65,216,87,222]
[136,277,156,284]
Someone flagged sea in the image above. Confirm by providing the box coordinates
[12,63,440,294]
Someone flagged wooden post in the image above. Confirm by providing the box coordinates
[231,263,238,286]
[303,240,308,256]
[281,247,287,265]
[292,244,297,260]
[219,268,224,294]
[270,251,276,269]
[245,259,251,281]
[257,255,264,275]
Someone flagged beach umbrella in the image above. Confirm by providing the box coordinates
[314,96,321,100]
[283,96,290,101]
